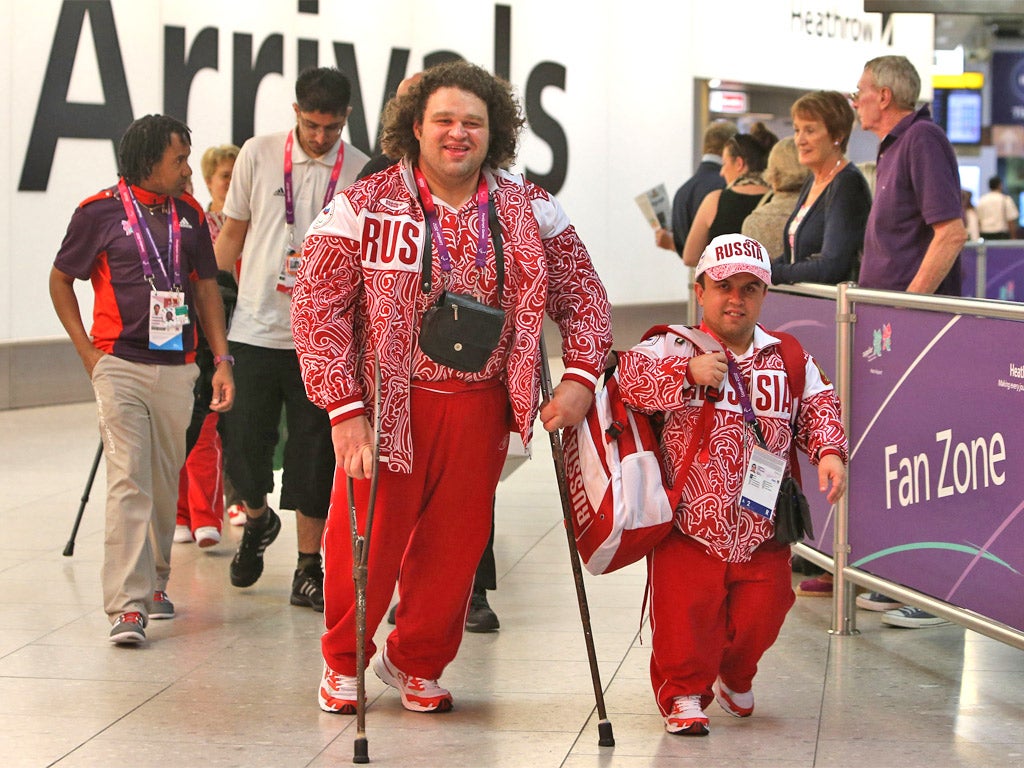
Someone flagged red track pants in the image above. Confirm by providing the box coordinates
[648,529,794,716]
[322,380,510,680]
[176,411,224,532]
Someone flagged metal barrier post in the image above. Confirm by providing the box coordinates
[829,282,858,636]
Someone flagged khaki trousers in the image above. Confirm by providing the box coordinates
[91,355,197,622]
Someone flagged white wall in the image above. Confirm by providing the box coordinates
[4,0,933,344]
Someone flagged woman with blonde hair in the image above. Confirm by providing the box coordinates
[741,138,810,258]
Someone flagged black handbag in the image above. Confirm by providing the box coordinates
[773,475,813,545]
[419,292,505,373]
[416,193,507,373]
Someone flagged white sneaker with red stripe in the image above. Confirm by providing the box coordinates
[664,695,709,735]
[372,649,453,713]
[226,503,247,527]
[319,663,359,714]
[714,678,754,717]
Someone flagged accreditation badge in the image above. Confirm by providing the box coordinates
[276,246,302,295]
[149,289,188,351]
[739,445,786,520]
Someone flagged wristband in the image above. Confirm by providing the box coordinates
[214,354,235,366]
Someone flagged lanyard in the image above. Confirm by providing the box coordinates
[283,130,345,227]
[116,178,181,291]
[412,166,490,275]
[725,350,768,448]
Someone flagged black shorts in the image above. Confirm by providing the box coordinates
[221,342,333,519]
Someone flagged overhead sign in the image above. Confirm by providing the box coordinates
[709,90,749,114]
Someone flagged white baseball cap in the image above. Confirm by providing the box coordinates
[694,233,772,286]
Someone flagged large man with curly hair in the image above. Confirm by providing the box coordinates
[291,60,612,714]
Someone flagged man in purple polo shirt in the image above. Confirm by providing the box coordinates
[50,115,234,645]
[850,57,966,629]
[853,55,967,296]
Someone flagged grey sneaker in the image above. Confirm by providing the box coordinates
[110,612,146,645]
[881,606,952,628]
[230,508,281,587]
[150,590,175,620]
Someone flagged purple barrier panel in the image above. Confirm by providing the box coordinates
[983,244,1024,301]
[960,245,980,298]
[849,304,1024,632]
[760,290,839,555]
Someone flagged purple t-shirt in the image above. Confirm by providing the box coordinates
[54,184,218,365]
[859,106,963,296]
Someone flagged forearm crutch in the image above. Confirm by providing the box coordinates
[539,335,615,748]
[63,440,104,557]
[348,360,383,765]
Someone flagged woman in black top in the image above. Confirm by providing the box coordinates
[682,123,777,267]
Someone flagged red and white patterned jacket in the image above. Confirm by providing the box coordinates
[616,323,847,562]
[291,161,611,473]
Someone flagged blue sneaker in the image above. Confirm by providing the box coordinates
[855,591,904,611]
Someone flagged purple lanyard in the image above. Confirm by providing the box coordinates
[412,166,489,274]
[725,351,768,448]
[116,178,181,291]
[283,129,346,226]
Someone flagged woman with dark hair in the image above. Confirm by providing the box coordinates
[682,123,778,267]
[771,90,872,285]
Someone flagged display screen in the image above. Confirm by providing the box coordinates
[932,89,982,145]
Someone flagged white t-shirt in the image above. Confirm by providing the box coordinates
[223,129,369,348]
[976,190,1019,235]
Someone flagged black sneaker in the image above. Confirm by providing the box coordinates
[230,508,281,587]
[290,567,325,612]
[465,588,499,633]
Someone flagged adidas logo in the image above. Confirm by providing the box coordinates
[273,187,285,196]
[180,219,193,229]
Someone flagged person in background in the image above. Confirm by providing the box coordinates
[740,137,809,259]
[682,123,777,268]
[854,55,967,298]
[976,175,1019,240]
[617,234,846,735]
[216,67,369,612]
[175,144,242,545]
[852,54,967,627]
[962,189,980,242]
[781,96,870,599]
[771,90,872,287]
[656,120,738,254]
[293,60,611,716]
[49,115,234,644]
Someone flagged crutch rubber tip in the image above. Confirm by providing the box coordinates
[598,720,615,747]
[353,738,369,764]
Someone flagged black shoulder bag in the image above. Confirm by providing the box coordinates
[417,197,506,373]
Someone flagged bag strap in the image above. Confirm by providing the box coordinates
[420,195,505,299]
[773,331,806,485]
[633,324,722,501]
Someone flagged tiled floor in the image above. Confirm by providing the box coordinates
[1,399,1022,767]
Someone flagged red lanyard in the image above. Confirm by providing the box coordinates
[412,166,489,274]
[283,129,346,226]
[116,178,181,291]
